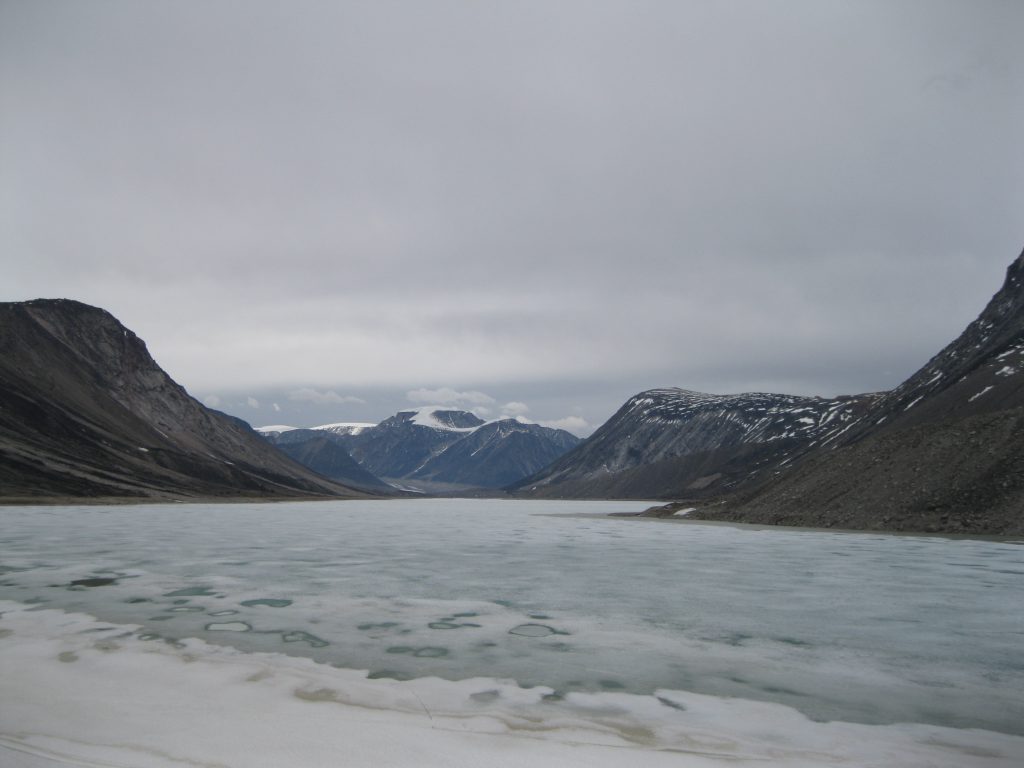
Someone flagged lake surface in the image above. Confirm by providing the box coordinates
[1,498,1022,766]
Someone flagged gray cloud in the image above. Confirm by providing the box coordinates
[1,1,1021,434]
[288,388,366,406]
[406,388,496,407]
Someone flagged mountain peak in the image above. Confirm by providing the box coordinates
[394,407,485,432]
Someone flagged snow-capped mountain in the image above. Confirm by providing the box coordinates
[513,388,877,499]
[409,418,581,488]
[260,406,581,491]
[339,408,488,481]
[528,246,1024,532]
[312,422,376,437]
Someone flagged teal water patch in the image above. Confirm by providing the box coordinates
[164,587,217,597]
[413,647,448,658]
[385,645,448,658]
[69,577,117,588]
[508,623,565,637]
[366,669,408,680]
[240,598,293,608]
[281,630,328,648]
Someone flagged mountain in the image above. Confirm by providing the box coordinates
[260,407,582,492]
[342,408,486,482]
[271,434,394,493]
[689,247,1024,533]
[0,299,368,502]
[520,247,1024,533]
[410,418,581,488]
[513,389,877,499]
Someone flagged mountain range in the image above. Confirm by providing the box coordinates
[512,389,878,498]
[259,409,581,492]
[518,247,1024,533]
[2,246,1021,533]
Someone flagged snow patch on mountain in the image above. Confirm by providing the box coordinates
[399,407,483,432]
[313,422,377,436]
[255,424,299,434]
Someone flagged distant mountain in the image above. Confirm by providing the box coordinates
[520,248,1024,532]
[691,247,1024,533]
[271,435,393,493]
[0,299,368,502]
[343,408,486,481]
[513,389,877,499]
[410,418,581,488]
[260,407,581,491]
[313,422,376,437]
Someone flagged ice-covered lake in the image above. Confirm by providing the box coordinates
[1,498,1022,767]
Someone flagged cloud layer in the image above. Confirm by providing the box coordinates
[2,1,1021,432]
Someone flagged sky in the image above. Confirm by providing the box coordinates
[2,0,1021,436]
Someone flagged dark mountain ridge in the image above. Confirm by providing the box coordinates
[518,246,1024,533]
[689,248,1024,533]
[513,388,878,499]
[0,299,367,501]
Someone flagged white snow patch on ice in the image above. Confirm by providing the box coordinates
[996,366,1017,377]
[3,601,1021,768]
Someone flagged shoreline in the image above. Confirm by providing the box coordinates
[601,509,1024,543]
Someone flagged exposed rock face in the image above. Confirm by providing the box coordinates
[0,299,367,501]
[513,389,877,499]
[694,248,1024,533]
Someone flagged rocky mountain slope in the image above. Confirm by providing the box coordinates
[0,299,368,501]
[262,408,581,492]
[513,389,877,499]
[411,418,581,488]
[689,247,1024,533]
[267,431,394,493]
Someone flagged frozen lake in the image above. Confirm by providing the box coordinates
[1,498,1022,767]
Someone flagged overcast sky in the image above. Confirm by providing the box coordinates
[2,1,1021,435]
